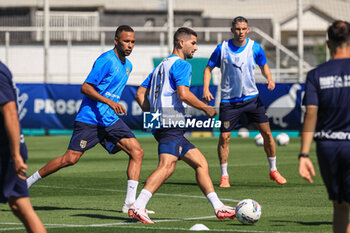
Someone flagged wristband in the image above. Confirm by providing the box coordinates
[298,153,309,159]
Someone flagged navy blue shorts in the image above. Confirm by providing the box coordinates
[219,96,269,132]
[0,143,29,203]
[154,128,196,159]
[68,120,135,154]
[316,140,350,203]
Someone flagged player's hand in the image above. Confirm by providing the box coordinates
[299,157,316,183]
[202,89,214,104]
[13,155,27,180]
[204,105,217,118]
[108,101,127,115]
[266,79,275,91]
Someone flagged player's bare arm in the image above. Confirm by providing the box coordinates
[177,85,216,117]
[81,82,127,115]
[135,86,151,112]
[299,105,318,183]
[0,101,27,179]
[259,64,275,91]
[202,65,215,103]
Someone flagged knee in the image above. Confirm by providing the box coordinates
[219,134,231,145]
[9,201,20,218]
[61,152,81,166]
[130,147,144,162]
[261,131,273,141]
[196,160,209,172]
[159,163,176,178]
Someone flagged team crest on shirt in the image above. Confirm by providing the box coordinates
[224,121,230,129]
[126,68,130,75]
[179,146,183,155]
[80,140,87,149]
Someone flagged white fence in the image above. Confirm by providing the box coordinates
[0,26,316,85]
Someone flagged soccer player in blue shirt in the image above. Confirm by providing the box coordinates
[202,16,287,187]
[0,61,46,233]
[130,27,236,224]
[299,20,350,233]
[26,25,153,214]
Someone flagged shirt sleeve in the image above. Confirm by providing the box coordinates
[303,69,319,106]
[207,44,222,68]
[170,60,192,87]
[84,57,111,85]
[253,42,267,66]
[0,71,15,105]
[141,72,153,89]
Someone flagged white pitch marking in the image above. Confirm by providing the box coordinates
[0,216,331,233]
[34,185,240,202]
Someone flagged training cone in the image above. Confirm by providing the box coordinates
[189,224,210,231]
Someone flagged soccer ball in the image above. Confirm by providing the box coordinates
[254,133,264,146]
[238,127,249,138]
[235,199,262,224]
[276,133,290,146]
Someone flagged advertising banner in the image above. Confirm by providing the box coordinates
[16,83,304,130]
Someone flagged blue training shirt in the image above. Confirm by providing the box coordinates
[75,49,133,127]
[141,55,191,89]
[208,38,266,68]
[303,58,350,140]
[208,38,266,103]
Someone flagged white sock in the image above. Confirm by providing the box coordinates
[26,171,42,188]
[206,192,224,210]
[220,163,228,177]
[124,180,139,205]
[134,189,153,209]
[268,157,277,171]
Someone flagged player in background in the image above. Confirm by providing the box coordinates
[26,25,154,214]
[202,16,287,187]
[0,61,46,233]
[130,27,236,224]
[299,20,350,233]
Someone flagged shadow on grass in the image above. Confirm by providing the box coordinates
[269,219,332,226]
[32,206,123,213]
[73,213,172,223]
[72,214,132,222]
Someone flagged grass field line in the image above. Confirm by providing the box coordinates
[0,219,330,233]
[34,184,240,202]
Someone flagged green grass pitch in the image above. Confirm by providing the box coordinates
[0,136,332,233]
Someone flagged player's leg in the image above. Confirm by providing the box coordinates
[183,148,214,194]
[115,137,151,213]
[333,201,350,233]
[129,153,177,223]
[8,196,46,233]
[247,97,286,184]
[27,121,99,188]
[255,122,275,158]
[218,132,231,187]
[217,102,241,188]
[117,137,144,182]
[101,119,148,213]
[332,141,350,233]
[182,147,235,220]
[255,121,286,184]
[26,150,84,188]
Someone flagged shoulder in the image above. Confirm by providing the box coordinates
[173,58,191,71]
[252,40,263,52]
[95,51,113,65]
[0,62,12,78]
[125,58,133,69]
[305,66,320,83]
